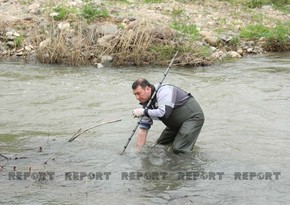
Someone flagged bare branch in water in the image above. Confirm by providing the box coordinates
[0,154,9,160]
[68,119,122,142]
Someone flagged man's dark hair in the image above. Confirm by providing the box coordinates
[132,78,152,89]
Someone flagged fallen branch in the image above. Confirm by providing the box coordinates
[0,153,9,160]
[68,119,122,142]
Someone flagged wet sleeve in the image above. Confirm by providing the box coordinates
[139,116,153,130]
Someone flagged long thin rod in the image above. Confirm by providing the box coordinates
[120,51,179,155]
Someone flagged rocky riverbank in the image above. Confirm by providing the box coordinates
[0,0,290,67]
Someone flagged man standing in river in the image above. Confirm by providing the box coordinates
[132,78,204,154]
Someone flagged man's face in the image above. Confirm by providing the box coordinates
[133,85,151,104]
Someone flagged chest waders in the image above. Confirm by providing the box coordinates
[157,97,205,154]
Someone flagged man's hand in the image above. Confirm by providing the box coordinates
[132,108,145,118]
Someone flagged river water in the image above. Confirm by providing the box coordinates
[0,53,290,205]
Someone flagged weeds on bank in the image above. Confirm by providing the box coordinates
[144,0,164,3]
[52,5,76,21]
[150,45,177,61]
[240,21,290,51]
[50,2,109,22]
[14,35,24,48]
[240,24,270,39]
[101,21,154,66]
[150,42,212,66]
[81,2,109,21]
[36,21,95,66]
[17,0,33,5]
[219,0,290,8]
[170,21,199,40]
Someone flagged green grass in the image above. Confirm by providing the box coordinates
[240,24,270,39]
[144,0,164,3]
[14,35,24,48]
[170,21,199,40]
[219,0,290,8]
[171,8,184,17]
[265,21,290,50]
[52,5,76,21]
[240,21,290,50]
[81,3,109,21]
[229,36,240,47]
[150,45,177,60]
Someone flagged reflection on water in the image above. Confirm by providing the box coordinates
[1,52,290,204]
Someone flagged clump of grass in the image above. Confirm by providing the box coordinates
[265,21,290,51]
[14,35,24,48]
[52,5,75,21]
[246,0,267,8]
[240,24,270,39]
[101,21,154,66]
[171,8,184,17]
[36,20,97,66]
[81,3,109,21]
[219,0,290,8]
[150,45,177,61]
[17,0,33,5]
[170,21,199,40]
[245,0,288,8]
[144,0,164,3]
[227,36,240,48]
[240,21,290,51]
[177,44,212,67]
[150,42,212,67]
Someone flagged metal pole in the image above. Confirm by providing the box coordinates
[120,51,179,155]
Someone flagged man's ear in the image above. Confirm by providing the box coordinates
[145,85,151,92]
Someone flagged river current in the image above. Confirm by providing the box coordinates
[0,53,289,204]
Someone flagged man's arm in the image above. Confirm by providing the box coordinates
[136,128,148,149]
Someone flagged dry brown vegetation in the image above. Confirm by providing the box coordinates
[0,0,290,67]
